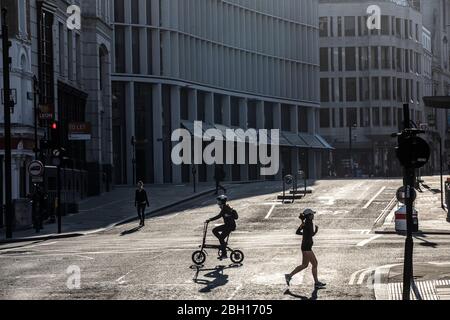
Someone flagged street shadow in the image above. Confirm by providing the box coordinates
[190,263,242,293]
[430,188,441,194]
[284,288,321,300]
[414,235,438,248]
[120,225,143,236]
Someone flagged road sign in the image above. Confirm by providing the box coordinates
[396,186,417,204]
[396,136,430,169]
[28,160,44,177]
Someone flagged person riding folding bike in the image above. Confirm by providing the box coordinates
[205,195,238,260]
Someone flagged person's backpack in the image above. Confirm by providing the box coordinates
[229,206,238,220]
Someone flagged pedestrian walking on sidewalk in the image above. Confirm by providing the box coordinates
[135,181,149,227]
[285,209,326,289]
[214,164,227,195]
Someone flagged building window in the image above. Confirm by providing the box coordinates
[320,108,330,128]
[319,17,328,37]
[320,48,329,71]
[371,47,379,69]
[339,108,344,127]
[337,16,343,37]
[361,107,371,127]
[320,78,330,102]
[346,78,357,102]
[338,47,343,71]
[146,0,152,25]
[397,78,403,102]
[67,30,73,80]
[381,46,390,69]
[344,16,355,37]
[115,26,126,73]
[358,16,368,36]
[114,0,124,23]
[359,47,368,71]
[38,8,54,107]
[59,22,65,77]
[339,78,344,102]
[381,16,390,35]
[381,77,391,100]
[382,107,391,126]
[396,48,402,72]
[345,47,356,71]
[132,27,140,73]
[372,77,380,100]
[372,108,380,126]
[131,0,139,24]
[214,94,223,124]
[396,18,402,38]
[359,77,369,101]
[346,108,357,127]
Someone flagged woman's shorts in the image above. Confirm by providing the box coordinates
[301,241,313,252]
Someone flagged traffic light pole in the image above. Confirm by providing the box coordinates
[2,8,13,239]
[402,103,414,300]
[57,163,61,234]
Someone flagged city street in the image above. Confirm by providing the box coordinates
[2,178,450,300]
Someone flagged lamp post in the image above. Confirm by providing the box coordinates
[2,8,13,239]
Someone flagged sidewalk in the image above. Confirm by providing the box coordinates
[0,183,216,243]
[374,262,450,300]
[376,175,450,234]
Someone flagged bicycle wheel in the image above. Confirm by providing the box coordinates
[192,251,206,265]
[230,250,244,264]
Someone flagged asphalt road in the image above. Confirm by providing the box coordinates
[2,178,450,300]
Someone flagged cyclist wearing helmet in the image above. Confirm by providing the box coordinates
[206,195,238,259]
[285,209,326,289]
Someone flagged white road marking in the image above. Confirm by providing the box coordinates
[73,254,95,260]
[265,204,277,220]
[374,196,397,226]
[357,235,382,247]
[363,186,386,209]
[227,283,243,300]
[317,196,335,205]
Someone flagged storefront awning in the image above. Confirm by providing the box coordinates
[298,133,334,150]
[282,131,309,148]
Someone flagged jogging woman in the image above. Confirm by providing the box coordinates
[285,209,326,289]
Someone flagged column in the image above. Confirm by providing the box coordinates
[125,82,135,185]
[273,103,282,180]
[152,84,164,184]
[290,105,299,177]
[307,107,317,180]
[256,101,265,180]
[239,98,248,181]
[205,93,214,181]
[188,89,198,184]
[171,86,182,184]
[222,95,232,181]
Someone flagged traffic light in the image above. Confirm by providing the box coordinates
[395,134,430,169]
[49,121,60,150]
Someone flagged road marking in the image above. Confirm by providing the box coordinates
[265,204,277,220]
[363,186,386,209]
[73,254,94,260]
[374,196,397,226]
[357,235,382,247]
[318,196,335,205]
[227,283,243,300]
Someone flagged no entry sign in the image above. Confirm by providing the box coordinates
[28,160,44,177]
